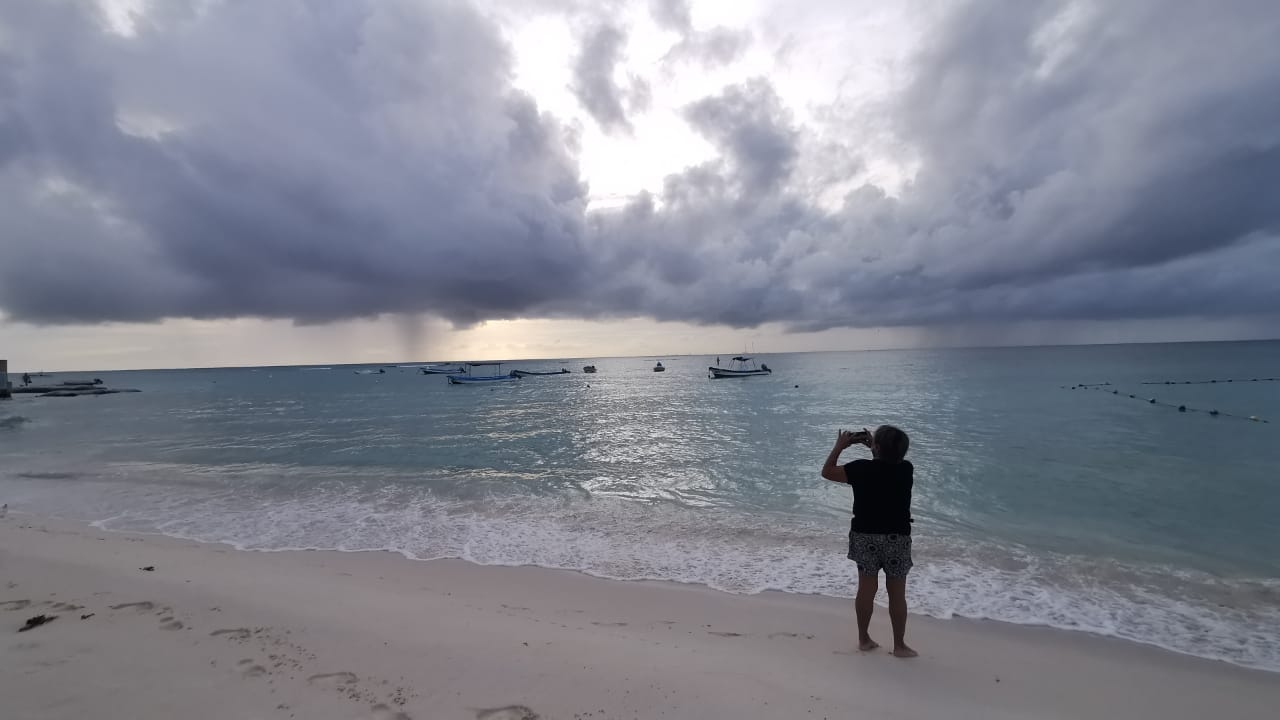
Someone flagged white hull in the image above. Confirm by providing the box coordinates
[708,367,771,378]
[447,374,519,385]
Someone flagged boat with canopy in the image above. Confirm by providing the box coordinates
[446,363,520,384]
[708,356,771,378]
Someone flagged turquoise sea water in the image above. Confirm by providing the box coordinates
[2,342,1279,670]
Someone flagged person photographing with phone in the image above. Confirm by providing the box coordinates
[821,425,917,658]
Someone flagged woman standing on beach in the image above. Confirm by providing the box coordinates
[821,426,917,658]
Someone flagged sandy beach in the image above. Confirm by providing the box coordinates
[2,514,1276,720]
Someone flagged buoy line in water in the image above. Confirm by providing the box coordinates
[1062,383,1270,423]
[1140,377,1280,385]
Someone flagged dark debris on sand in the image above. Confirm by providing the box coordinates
[18,614,57,632]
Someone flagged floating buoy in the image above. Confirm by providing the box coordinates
[1068,383,1270,424]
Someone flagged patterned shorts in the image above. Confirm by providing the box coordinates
[848,532,913,578]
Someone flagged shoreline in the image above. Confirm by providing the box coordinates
[4,514,1277,720]
[81,514,1279,674]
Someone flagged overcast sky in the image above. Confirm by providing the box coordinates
[2,0,1278,370]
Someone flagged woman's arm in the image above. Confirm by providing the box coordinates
[821,429,868,483]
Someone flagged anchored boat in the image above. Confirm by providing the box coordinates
[446,363,520,385]
[420,365,466,374]
[708,356,771,378]
[653,361,665,372]
[583,365,597,374]
[510,368,571,377]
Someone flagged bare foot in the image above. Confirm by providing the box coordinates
[859,638,880,651]
[893,644,918,658]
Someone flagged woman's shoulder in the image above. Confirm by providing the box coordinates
[872,458,912,467]
[885,459,914,476]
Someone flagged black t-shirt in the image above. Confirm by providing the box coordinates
[842,458,913,534]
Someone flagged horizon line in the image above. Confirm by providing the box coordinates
[7,336,1277,374]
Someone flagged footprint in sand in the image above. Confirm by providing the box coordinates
[160,619,184,630]
[307,671,359,688]
[210,628,251,640]
[0,599,32,611]
[365,703,412,720]
[590,622,627,627]
[707,631,743,637]
[768,632,815,640]
[241,664,268,678]
[110,601,155,612]
[476,705,540,720]
[49,602,84,611]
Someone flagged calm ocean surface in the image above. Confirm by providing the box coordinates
[3,342,1279,670]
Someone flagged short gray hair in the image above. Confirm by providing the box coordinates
[874,425,910,462]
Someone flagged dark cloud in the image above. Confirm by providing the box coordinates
[683,79,798,196]
[867,0,1280,311]
[0,0,587,327]
[2,0,1279,335]
[583,0,1280,330]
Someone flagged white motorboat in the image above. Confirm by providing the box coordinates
[708,356,771,378]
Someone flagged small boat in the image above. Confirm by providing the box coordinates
[653,361,665,372]
[583,365,597,373]
[447,363,520,385]
[420,365,466,374]
[510,369,571,377]
[354,368,385,375]
[709,356,771,378]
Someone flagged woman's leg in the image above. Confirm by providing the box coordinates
[885,577,917,657]
[855,572,879,650]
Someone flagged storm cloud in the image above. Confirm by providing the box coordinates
[0,0,586,326]
[2,0,1279,333]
